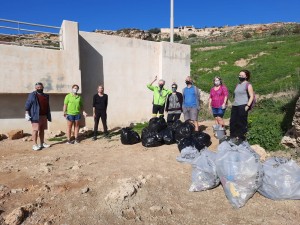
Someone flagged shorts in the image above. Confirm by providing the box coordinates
[212,107,225,118]
[31,115,48,131]
[66,114,81,122]
[152,104,165,115]
[183,107,199,121]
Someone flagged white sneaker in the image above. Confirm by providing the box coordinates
[74,140,80,144]
[40,143,51,148]
[32,145,41,151]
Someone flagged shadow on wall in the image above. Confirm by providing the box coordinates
[0,94,65,119]
[0,94,28,119]
[79,35,104,119]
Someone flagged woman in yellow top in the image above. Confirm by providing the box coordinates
[63,84,87,144]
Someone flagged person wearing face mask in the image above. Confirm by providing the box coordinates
[92,85,108,140]
[63,84,87,144]
[182,76,201,131]
[165,83,183,124]
[208,76,228,127]
[147,76,172,117]
[25,82,52,151]
[230,69,254,145]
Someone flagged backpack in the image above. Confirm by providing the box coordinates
[245,83,256,111]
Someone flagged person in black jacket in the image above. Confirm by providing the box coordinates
[165,83,183,124]
[92,85,108,140]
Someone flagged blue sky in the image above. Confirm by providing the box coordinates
[1,0,299,31]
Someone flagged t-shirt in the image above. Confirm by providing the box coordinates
[64,93,83,115]
[210,85,228,108]
[233,82,248,106]
[183,86,197,108]
[93,93,108,111]
[36,93,48,115]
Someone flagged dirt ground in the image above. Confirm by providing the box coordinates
[1,120,300,225]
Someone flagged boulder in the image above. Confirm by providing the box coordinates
[4,203,37,225]
[282,97,300,148]
[0,134,7,141]
[7,130,23,140]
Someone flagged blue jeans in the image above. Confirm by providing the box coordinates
[66,114,81,122]
[212,107,225,118]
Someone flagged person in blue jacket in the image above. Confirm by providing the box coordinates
[25,82,52,151]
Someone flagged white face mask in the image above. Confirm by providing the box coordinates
[214,81,221,86]
[72,88,78,93]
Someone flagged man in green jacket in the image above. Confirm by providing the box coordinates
[147,76,172,117]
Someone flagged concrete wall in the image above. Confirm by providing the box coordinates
[0,21,81,94]
[79,32,190,129]
[0,20,190,133]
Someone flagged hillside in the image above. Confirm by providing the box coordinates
[191,35,300,95]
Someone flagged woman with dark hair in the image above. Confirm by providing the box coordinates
[63,84,87,144]
[229,70,254,144]
[208,76,228,127]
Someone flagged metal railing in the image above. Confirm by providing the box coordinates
[0,18,62,50]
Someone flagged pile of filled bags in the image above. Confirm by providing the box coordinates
[182,140,300,208]
[120,117,212,149]
[120,118,300,208]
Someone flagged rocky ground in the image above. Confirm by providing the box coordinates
[1,120,300,225]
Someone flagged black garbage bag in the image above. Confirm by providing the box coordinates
[159,127,175,145]
[148,117,168,132]
[178,136,195,152]
[120,127,141,145]
[141,127,163,147]
[192,131,212,151]
[170,119,183,131]
[175,121,195,142]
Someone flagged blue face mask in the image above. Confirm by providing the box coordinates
[172,87,177,92]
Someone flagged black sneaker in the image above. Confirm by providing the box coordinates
[92,136,97,141]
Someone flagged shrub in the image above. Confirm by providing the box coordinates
[174,34,182,41]
[243,32,252,39]
[247,112,284,150]
[188,34,197,38]
[148,28,161,34]
[246,97,299,151]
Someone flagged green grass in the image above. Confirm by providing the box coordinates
[191,35,300,97]
[132,122,148,135]
[247,94,299,151]
[48,136,67,142]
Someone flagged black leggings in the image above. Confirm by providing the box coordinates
[230,105,248,140]
[167,113,181,123]
[94,110,108,136]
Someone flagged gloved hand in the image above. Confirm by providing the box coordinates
[25,113,31,121]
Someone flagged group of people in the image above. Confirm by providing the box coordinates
[24,69,254,151]
[147,75,201,131]
[25,83,108,150]
[147,69,254,145]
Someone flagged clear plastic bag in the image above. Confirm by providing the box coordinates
[258,157,300,200]
[176,146,200,164]
[215,141,263,208]
[189,148,220,191]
